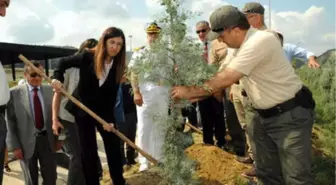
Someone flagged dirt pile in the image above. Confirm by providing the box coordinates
[185,143,250,185]
[102,165,166,185]
[102,143,250,185]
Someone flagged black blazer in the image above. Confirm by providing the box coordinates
[121,83,136,114]
[52,50,119,123]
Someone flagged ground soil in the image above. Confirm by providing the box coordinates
[102,132,252,185]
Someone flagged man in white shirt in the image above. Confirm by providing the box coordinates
[0,1,11,184]
[172,5,315,185]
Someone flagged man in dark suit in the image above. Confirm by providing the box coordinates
[6,62,57,185]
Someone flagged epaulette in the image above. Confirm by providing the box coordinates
[134,46,145,52]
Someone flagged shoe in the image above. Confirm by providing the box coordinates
[234,147,246,157]
[241,167,257,179]
[236,156,254,164]
[4,164,11,172]
[123,164,132,171]
[126,160,136,166]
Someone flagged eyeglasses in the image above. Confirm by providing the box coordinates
[29,73,42,78]
[196,29,208,34]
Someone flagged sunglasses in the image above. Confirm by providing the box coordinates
[196,29,208,34]
[29,73,42,78]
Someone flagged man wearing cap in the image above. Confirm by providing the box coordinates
[232,2,272,175]
[243,2,320,69]
[242,2,267,30]
[129,22,170,172]
[0,1,10,184]
[172,5,315,185]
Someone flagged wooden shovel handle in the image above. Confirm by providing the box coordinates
[18,54,158,165]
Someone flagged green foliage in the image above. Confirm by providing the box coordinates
[312,155,335,185]
[298,57,336,123]
[128,0,216,184]
[297,49,335,184]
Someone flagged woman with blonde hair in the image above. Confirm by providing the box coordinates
[51,27,128,185]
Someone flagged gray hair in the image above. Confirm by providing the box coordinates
[196,20,210,27]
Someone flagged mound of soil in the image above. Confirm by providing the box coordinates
[102,165,166,185]
[185,143,250,185]
[102,143,250,185]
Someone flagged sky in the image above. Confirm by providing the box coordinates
[0,0,335,55]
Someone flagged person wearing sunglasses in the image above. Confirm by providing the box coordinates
[196,21,246,156]
[196,21,227,150]
[172,5,315,185]
[0,1,11,184]
[6,61,57,185]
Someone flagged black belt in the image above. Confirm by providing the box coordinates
[255,97,298,118]
[0,105,6,116]
[36,130,47,137]
[254,86,314,118]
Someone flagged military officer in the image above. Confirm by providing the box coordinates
[128,22,170,172]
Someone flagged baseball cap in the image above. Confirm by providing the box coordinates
[206,5,245,41]
[242,2,265,15]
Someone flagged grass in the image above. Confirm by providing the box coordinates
[308,86,335,185]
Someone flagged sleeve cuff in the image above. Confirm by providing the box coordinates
[306,52,315,59]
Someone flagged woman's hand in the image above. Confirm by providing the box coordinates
[52,118,64,136]
[50,79,63,93]
[134,92,143,106]
[103,123,115,132]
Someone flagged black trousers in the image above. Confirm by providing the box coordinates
[181,102,198,127]
[198,97,226,147]
[59,119,85,185]
[0,109,7,185]
[118,111,137,165]
[223,96,246,156]
[76,116,125,185]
